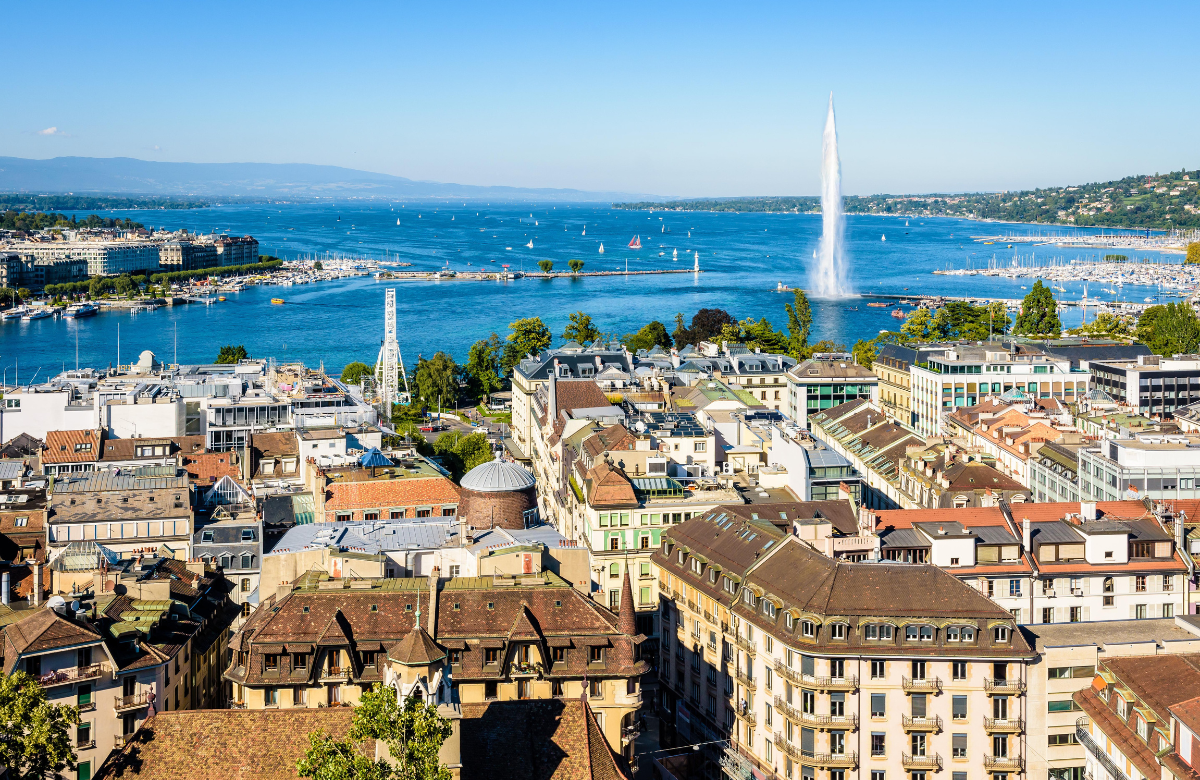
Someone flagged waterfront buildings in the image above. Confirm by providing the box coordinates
[655,510,1034,780]
[157,240,218,271]
[8,241,162,277]
[784,353,878,428]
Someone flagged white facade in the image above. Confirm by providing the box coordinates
[12,241,162,276]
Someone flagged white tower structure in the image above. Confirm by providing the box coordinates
[375,288,411,409]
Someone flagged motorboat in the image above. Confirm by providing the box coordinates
[64,303,99,318]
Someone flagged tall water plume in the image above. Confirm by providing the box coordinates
[812,93,849,298]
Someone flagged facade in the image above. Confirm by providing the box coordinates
[47,471,194,555]
[897,441,1033,510]
[11,240,162,276]
[225,568,647,759]
[874,344,946,428]
[194,506,263,614]
[784,353,879,428]
[0,486,48,565]
[1078,434,1200,503]
[212,235,260,266]
[0,253,88,289]
[1090,354,1200,419]
[655,512,1034,780]
[1029,443,1084,503]
[158,240,218,271]
[909,344,1085,438]
[304,449,461,524]
[808,399,927,510]
[1075,653,1200,780]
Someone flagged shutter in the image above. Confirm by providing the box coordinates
[1149,577,1160,593]
[1082,577,1091,595]
[1156,541,1172,558]
[953,733,968,752]
[1056,607,1067,624]
[1150,604,1160,618]
[1001,545,1019,561]
[1082,607,1091,621]
[1129,605,1137,619]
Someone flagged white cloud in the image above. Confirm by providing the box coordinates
[36,126,69,136]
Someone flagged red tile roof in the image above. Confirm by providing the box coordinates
[874,507,1009,529]
[41,430,101,464]
[324,476,460,511]
[183,451,242,485]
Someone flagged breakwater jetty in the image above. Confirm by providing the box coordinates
[375,267,701,282]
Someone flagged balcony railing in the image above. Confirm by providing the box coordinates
[76,739,96,750]
[773,733,804,762]
[734,704,757,726]
[901,715,943,732]
[621,724,641,743]
[901,676,942,693]
[113,692,152,712]
[774,661,805,686]
[901,753,943,771]
[774,696,858,730]
[38,663,107,688]
[510,661,543,677]
[1077,717,1131,780]
[734,669,756,690]
[734,635,757,656]
[814,675,858,691]
[983,717,1025,732]
[983,756,1024,771]
[320,666,351,680]
[985,678,1026,694]
[812,752,858,768]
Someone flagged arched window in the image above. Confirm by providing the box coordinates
[609,563,620,579]
[241,577,251,592]
[1103,577,1114,593]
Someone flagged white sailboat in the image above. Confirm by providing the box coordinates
[599,243,604,254]
[396,218,400,225]
[672,248,678,260]
[582,226,586,236]
[525,240,534,249]
[881,235,886,241]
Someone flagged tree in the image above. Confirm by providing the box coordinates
[16,288,31,303]
[501,317,552,376]
[740,317,789,354]
[1069,311,1134,340]
[465,334,504,398]
[624,321,672,353]
[0,671,81,780]
[567,259,584,274]
[1136,302,1200,357]
[414,352,460,410]
[341,361,374,386]
[807,339,846,355]
[537,260,554,273]
[432,430,494,479]
[901,307,933,340]
[115,276,134,298]
[689,308,737,344]
[852,331,908,369]
[1186,243,1200,265]
[671,313,691,349]
[313,261,324,270]
[1013,281,1063,336]
[216,345,248,364]
[298,687,452,780]
[561,311,600,345]
[784,289,814,359]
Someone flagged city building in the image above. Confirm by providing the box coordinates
[457,456,539,531]
[1074,652,1200,780]
[0,486,47,565]
[946,395,1081,487]
[9,240,162,276]
[655,511,1034,780]
[158,240,218,271]
[1029,442,1084,503]
[212,235,260,266]
[0,252,88,289]
[784,353,878,428]
[873,343,946,427]
[765,423,863,504]
[909,343,1085,437]
[304,448,460,524]
[1077,433,1200,503]
[1090,354,1200,420]
[808,398,926,510]
[47,470,194,556]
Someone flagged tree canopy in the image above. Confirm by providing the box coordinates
[341,362,374,386]
[1136,302,1200,357]
[501,317,552,376]
[1069,311,1134,341]
[852,331,908,369]
[464,334,504,397]
[900,301,1009,342]
[1187,243,1200,265]
[432,430,494,479]
[1013,281,1062,336]
[298,686,453,780]
[561,311,600,345]
[567,259,584,274]
[215,344,248,364]
[623,320,672,353]
[413,352,460,409]
[784,289,814,359]
[537,260,553,273]
[0,671,81,780]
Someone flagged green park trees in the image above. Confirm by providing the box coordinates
[537,260,553,273]
[215,345,248,364]
[341,361,374,386]
[624,321,672,353]
[465,334,504,398]
[784,289,814,359]
[500,317,552,376]
[0,671,80,780]
[413,352,460,410]
[1136,302,1200,357]
[1013,281,1062,336]
[567,259,584,274]
[561,311,600,344]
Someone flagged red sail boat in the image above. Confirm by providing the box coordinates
[628,235,642,250]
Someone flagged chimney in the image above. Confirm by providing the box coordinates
[1,570,8,606]
[186,558,205,577]
[427,568,438,636]
[618,570,636,636]
[1022,518,1031,552]
[32,561,41,606]
[547,369,557,422]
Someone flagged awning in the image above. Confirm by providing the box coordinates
[545,637,574,648]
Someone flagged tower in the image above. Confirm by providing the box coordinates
[375,288,411,410]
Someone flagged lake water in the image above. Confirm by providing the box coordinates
[1,202,1185,378]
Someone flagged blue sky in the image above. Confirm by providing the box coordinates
[3,0,1197,197]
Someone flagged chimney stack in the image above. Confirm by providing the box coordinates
[1022,518,1031,553]
[31,561,41,606]
[1,570,9,606]
[427,568,438,636]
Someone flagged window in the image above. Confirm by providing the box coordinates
[241,529,255,542]
[801,620,814,637]
[993,625,1010,642]
[1048,699,1082,713]
[485,648,500,664]
[952,662,967,680]
[1008,579,1022,597]
[871,660,886,679]
[552,680,564,697]
[1048,733,1078,746]
[589,679,603,697]
[830,622,846,640]
[871,733,886,757]
[589,646,605,664]
[264,654,279,671]
[293,653,308,670]
[485,682,498,699]
[201,530,213,543]
[952,733,967,758]
[952,695,967,720]
[871,693,886,718]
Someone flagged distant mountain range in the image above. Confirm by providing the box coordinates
[0,156,661,203]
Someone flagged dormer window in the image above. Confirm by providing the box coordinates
[763,602,776,618]
[742,589,755,607]
[708,569,717,583]
[829,623,847,640]
[723,577,737,595]
[785,614,795,631]
[201,531,213,543]
[946,625,976,643]
[864,624,894,641]
[993,625,1011,643]
[801,620,815,638]
[690,558,703,576]
[677,550,685,564]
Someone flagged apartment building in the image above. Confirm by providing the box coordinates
[158,240,218,271]
[47,471,194,556]
[304,448,460,524]
[784,353,878,428]
[946,396,1080,487]
[909,344,1084,438]
[225,569,648,760]
[655,511,1034,780]
[896,441,1032,509]
[873,344,946,428]
[808,398,926,510]
[1077,434,1200,503]
[9,240,162,276]
[212,235,260,266]
[1075,653,1200,780]
[1020,617,1200,780]
[868,501,1190,625]
[1029,443,1084,503]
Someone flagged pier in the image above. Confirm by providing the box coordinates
[376,267,701,282]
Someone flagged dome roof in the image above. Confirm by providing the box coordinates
[460,457,536,493]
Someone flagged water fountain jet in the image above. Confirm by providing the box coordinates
[811,93,850,298]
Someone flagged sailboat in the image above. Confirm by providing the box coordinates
[672,248,678,260]
[661,225,664,233]
[525,240,534,249]
[881,235,886,241]
[628,235,642,250]
[582,226,586,236]
[396,218,400,225]
[599,243,605,254]
[688,231,691,237]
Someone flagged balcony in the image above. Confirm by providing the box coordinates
[734,704,757,727]
[901,715,943,732]
[621,724,641,744]
[113,692,152,712]
[774,696,858,730]
[985,678,1026,695]
[734,635,757,656]
[983,756,1024,771]
[813,752,858,769]
[773,733,804,762]
[319,666,351,682]
[114,734,134,749]
[1077,717,1131,780]
[37,663,107,688]
[734,669,756,690]
[774,661,806,686]
[76,739,96,750]
[510,661,543,677]
[814,675,858,692]
[901,753,943,771]
[984,717,1025,733]
[901,676,942,693]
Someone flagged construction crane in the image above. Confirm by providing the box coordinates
[375,288,411,410]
